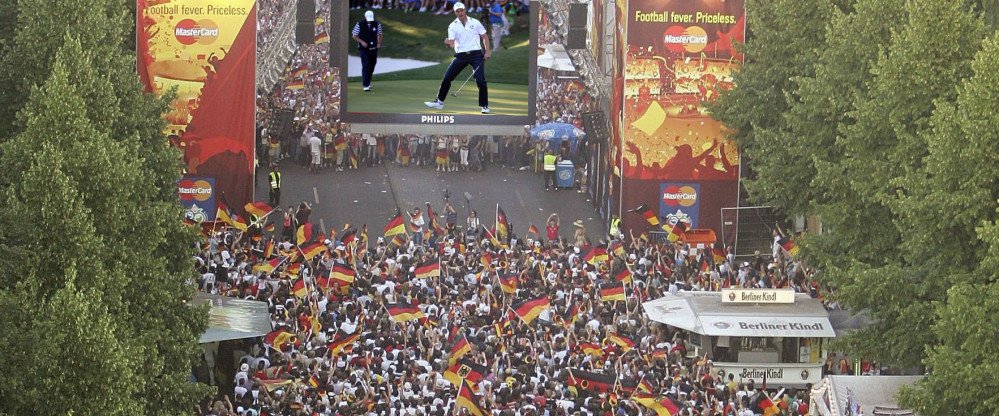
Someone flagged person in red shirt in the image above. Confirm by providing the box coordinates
[546,213,560,245]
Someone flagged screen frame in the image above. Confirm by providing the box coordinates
[332,0,538,128]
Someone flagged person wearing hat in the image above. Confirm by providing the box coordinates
[351,10,383,92]
[424,2,493,114]
[573,220,589,246]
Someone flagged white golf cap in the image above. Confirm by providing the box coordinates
[365,10,374,21]
[453,2,466,10]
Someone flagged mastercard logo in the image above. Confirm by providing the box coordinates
[178,179,213,202]
[663,25,708,53]
[663,185,697,207]
[174,19,220,45]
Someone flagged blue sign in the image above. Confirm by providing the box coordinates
[660,182,700,228]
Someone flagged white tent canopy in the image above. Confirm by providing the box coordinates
[537,43,576,72]
[810,376,922,416]
[643,291,836,338]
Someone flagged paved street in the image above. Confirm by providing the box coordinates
[255,158,608,242]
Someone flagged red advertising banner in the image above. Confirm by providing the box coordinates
[137,0,257,214]
[614,0,745,233]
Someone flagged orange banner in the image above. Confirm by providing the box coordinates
[137,0,257,212]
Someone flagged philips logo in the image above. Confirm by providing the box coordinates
[421,115,455,124]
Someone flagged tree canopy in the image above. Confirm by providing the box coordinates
[0,1,208,414]
[712,0,998,412]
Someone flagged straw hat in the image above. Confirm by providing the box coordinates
[573,220,584,228]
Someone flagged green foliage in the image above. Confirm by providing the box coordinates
[707,0,841,215]
[0,3,209,414]
[715,1,998,408]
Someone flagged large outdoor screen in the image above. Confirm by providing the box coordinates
[331,0,538,126]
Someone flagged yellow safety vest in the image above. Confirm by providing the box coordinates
[543,154,557,171]
[269,171,281,189]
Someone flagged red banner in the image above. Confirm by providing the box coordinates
[137,0,257,212]
[614,0,745,233]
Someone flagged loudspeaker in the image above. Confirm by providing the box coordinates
[568,3,588,29]
[298,0,316,23]
[582,111,609,145]
[567,27,586,50]
[270,109,296,141]
[296,22,315,45]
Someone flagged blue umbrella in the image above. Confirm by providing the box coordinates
[530,123,585,155]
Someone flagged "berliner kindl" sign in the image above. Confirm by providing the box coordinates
[721,288,795,304]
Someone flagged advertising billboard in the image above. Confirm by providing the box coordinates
[615,0,745,233]
[137,0,257,211]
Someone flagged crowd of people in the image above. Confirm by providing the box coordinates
[194,200,825,416]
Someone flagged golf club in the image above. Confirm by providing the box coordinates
[451,66,480,97]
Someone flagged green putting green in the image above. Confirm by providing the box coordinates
[347,79,529,115]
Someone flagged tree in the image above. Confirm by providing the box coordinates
[708,0,843,215]
[0,0,181,199]
[0,36,208,416]
[896,34,999,415]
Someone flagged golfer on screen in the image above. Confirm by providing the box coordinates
[424,2,492,114]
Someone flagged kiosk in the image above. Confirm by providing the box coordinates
[643,289,835,388]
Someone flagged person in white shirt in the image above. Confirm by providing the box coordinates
[424,2,493,114]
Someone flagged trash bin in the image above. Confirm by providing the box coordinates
[556,161,575,189]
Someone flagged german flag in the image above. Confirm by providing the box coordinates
[606,333,635,352]
[231,213,249,232]
[528,224,539,235]
[651,348,668,360]
[712,247,727,263]
[426,203,446,236]
[389,233,406,247]
[244,201,273,218]
[444,359,487,389]
[292,277,308,298]
[384,211,405,237]
[285,262,302,277]
[665,221,687,243]
[699,258,711,274]
[292,64,308,78]
[301,241,327,260]
[579,342,603,357]
[498,271,518,294]
[287,79,305,90]
[307,374,320,388]
[449,336,472,366]
[327,331,360,356]
[331,264,356,284]
[349,147,359,168]
[599,283,626,302]
[339,228,357,246]
[455,380,486,416]
[630,204,660,228]
[263,238,275,259]
[481,251,493,269]
[583,244,609,264]
[494,313,512,337]
[414,260,440,279]
[557,302,579,328]
[778,236,800,258]
[315,31,330,44]
[512,297,550,325]
[253,257,284,274]
[633,392,682,416]
[567,369,615,393]
[264,328,295,350]
[386,303,424,322]
[613,267,633,284]
[495,205,510,240]
[265,222,275,232]
[609,240,625,258]
[296,223,313,246]
[638,379,655,393]
[259,378,294,392]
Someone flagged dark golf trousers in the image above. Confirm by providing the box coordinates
[436,50,488,107]
[360,47,378,88]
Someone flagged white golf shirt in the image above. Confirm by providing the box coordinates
[447,17,487,53]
